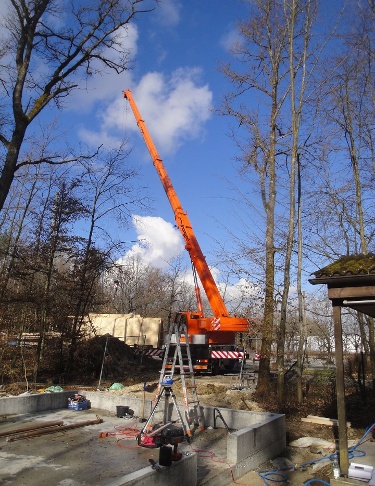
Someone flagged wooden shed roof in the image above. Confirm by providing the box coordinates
[309,254,375,318]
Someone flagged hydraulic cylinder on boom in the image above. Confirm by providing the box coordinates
[124,89,249,360]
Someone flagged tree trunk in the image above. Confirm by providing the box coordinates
[258,102,277,393]
[0,125,27,211]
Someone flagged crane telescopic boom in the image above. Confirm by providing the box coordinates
[124,89,249,334]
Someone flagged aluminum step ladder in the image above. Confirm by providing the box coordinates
[159,315,205,433]
[137,316,204,447]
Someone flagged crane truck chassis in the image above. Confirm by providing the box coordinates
[123,89,250,373]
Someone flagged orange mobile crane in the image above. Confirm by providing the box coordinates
[124,89,249,373]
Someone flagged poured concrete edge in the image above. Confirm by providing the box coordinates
[198,415,286,486]
[101,452,197,486]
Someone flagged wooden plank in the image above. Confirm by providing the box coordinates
[301,415,351,427]
[328,286,375,299]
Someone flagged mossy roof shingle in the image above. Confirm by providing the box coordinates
[312,254,375,279]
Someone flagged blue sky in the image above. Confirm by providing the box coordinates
[58,0,349,299]
[0,0,357,306]
[1,0,349,300]
[62,0,250,282]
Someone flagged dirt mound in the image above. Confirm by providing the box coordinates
[68,335,160,383]
[0,335,161,394]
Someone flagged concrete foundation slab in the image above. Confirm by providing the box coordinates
[0,408,197,486]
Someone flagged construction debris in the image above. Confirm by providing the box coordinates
[289,436,335,452]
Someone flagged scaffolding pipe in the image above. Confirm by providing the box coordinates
[0,421,64,437]
[6,417,103,442]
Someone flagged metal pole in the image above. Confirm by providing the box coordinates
[0,421,64,437]
[7,417,103,441]
[98,335,109,389]
[333,303,349,476]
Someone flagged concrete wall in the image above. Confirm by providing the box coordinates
[227,415,286,481]
[203,406,281,430]
[0,390,76,415]
[82,391,284,426]
[227,415,286,464]
[83,391,149,418]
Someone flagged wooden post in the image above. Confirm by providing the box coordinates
[332,303,349,476]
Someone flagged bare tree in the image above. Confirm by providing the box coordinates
[0,163,42,300]
[220,0,304,393]
[275,0,317,404]
[316,1,375,390]
[62,147,141,369]
[296,161,306,403]
[0,0,155,212]
[34,177,86,380]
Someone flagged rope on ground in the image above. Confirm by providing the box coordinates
[98,419,141,449]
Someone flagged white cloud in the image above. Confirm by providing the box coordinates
[66,23,139,113]
[219,278,260,301]
[120,69,213,154]
[217,278,262,315]
[154,0,181,27]
[83,67,213,155]
[180,266,261,316]
[60,4,212,156]
[0,0,12,27]
[119,215,184,269]
[117,216,261,315]
[220,26,241,53]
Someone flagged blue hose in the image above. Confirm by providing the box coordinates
[301,422,375,486]
[258,422,375,486]
[258,470,290,485]
[352,422,375,449]
[303,480,331,485]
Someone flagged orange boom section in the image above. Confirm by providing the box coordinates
[123,89,249,335]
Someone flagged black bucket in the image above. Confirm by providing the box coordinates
[116,405,129,417]
[159,445,172,467]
